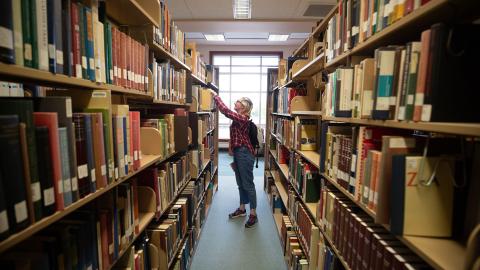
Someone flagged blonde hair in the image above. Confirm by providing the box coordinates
[238,97,253,117]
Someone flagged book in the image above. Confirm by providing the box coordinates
[0,171,9,240]
[12,0,24,66]
[62,0,72,76]
[58,127,73,207]
[359,58,375,118]
[413,29,431,122]
[34,126,56,217]
[90,112,107,189]
[0,99,42,221]
[372,47,397,120]
[35,0,49,71]
[0,115,30,232]
[403,42,421,120]
[21,0,34,67]
[390,155,454,237]
[0,0,15,64]
[33,112,64,211]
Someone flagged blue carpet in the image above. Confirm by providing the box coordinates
[190,152,287,270]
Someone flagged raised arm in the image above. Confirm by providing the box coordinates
[213,95,249,123]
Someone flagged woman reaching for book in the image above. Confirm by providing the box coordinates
[208,89,258,228]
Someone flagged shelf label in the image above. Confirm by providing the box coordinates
[72,177,78,191]
[14,201,28,223]
[0,211,8,233]
[43,187,55,206]
[31,182,42,202]
[78,164,88,179]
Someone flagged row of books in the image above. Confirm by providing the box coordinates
[287,192,320,260]
[273,117,294,149]
[272,87,306,114]
[325,0,432,62]
[281,215,309,270]
[158,1,186,64]
[113,233,152,270]
[323,23,480,122]
[317,186,430,269]
[0,180,149,270]
[274,144,291,165]
[277,57,308,86]
[197,114,216,142]
[193,87,216,112]
[151,61,187,103]
[320,123,468,238]
[266,180,286,215]
[0,0,149,92]
[138,154,191,219]
[289,153,321,203]
[0,82,24,97]
[186,42,206,82]
[293,117,319,151]
[0,97,143,239]
[317,239,344,270]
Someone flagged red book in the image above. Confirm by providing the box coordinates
[130,111,141,170]
[404,0,414,15]
[99,211,110,269]
[120,31,127,87]
[128,112,134,170]
[33,113,64,211]
[90,113,107,188]
[127,36,132,89]
[71,3,81,78]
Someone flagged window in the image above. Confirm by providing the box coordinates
[212,53,280,139]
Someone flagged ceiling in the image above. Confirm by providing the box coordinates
[166,0,336,45]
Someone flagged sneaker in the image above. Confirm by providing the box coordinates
[229,208,246,219]
[245,214,258,228]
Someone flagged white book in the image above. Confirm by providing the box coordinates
[36,0,49,71]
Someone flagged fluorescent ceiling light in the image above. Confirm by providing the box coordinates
[268,34,289,41]
[204,34,225,41]
[233,0,251,19]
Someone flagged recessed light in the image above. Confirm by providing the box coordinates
[204,34,225,41]
[233,0,251,19]
[268,34,289,41]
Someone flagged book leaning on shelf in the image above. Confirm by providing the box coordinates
[324,23,480,122]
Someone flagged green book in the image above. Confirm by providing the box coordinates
[404,42,421,120]
[85,108,114,184]
[78,4,88,79]
[0,99,42,221]
[304,172,320,203]
[13,0,23,66]
[22,0,37,68]
[104,21,113,84]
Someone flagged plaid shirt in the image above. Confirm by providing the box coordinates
[214,96,254,155]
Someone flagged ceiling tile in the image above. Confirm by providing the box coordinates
[289,32,310,39]
[185,32,206,39]
[224,32,269,39]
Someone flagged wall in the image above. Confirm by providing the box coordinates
[196,45,299,64]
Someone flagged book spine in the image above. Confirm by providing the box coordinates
[68,121,79,202]
[59,127,73,207]
[84,7,95,81]
[0,0,15,64]
[372,49,396,120]
[79,4,88,79]
[84,114,97,194]
[36,0,49,71]
[405,43,421,120]
[54,0,63,74]
[413,29,431,122]
[12,0,24,66]
[21,0,33,67]
[0,116,30,232]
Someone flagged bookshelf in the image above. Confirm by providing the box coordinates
[0,0,219,268]
[265,1,480,269]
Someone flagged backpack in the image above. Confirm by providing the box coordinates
[248,120,263,168]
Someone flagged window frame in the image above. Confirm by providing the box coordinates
[210,51,283,140]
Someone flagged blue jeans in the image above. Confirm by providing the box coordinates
[233,146,257,209]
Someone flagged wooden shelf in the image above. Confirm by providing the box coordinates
[271,171,289,207]
[196,110,215,115]
[151,43,190,71]
[0,63,105,90]
[109,211,155,269]
[290,111,322,116]
[294,150,320,169]
[207,82,219,93]
[271,112,293,118]
[191,74,207,86]
[107,84,153,98]
[292,53,325,80]
[311,3,339,38]
[279,164,289,180]
[153,100,190,106]
[270,132,281,144]
[0,154,161,253]
[106,0,160,27]
[399,236,466,270]
[292,38,311,57]
[326,0,451,70]
[322,116,480,137]
[273,213,283,236]
[321,173,376,219]
[193,160,211,180]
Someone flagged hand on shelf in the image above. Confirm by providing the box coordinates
[207,88,218,96]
